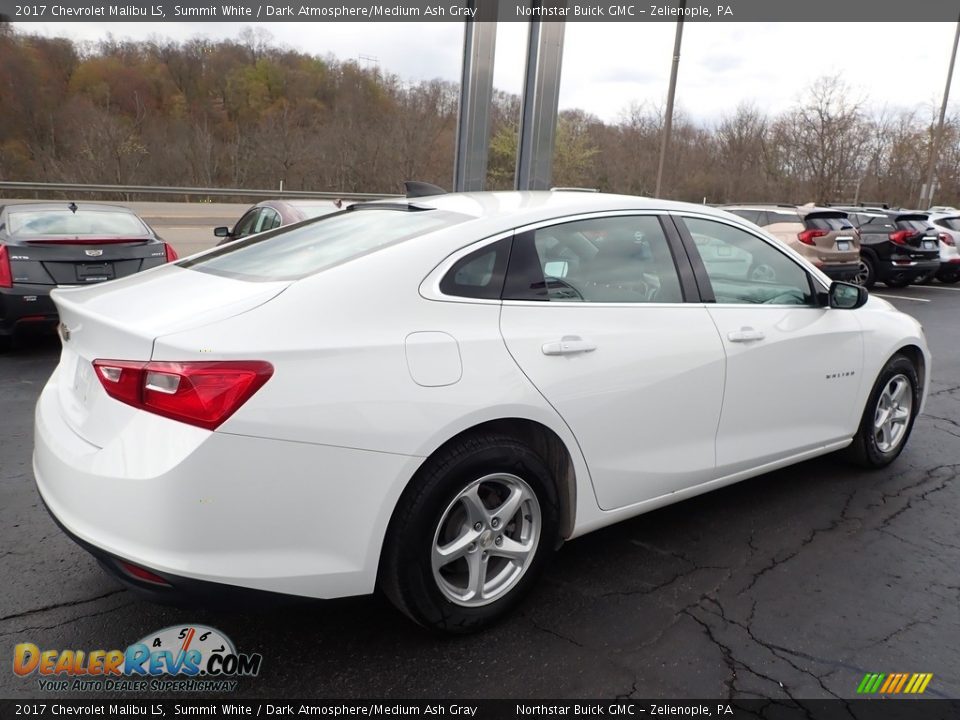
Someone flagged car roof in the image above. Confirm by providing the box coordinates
[1,201,138,214]
[373,191,741,228]
[723,204,801,211]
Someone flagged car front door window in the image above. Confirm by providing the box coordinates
[233,210,261,238]
[684,217,814,305]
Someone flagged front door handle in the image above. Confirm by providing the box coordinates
[727,327,765,343]
[542,336,597,356]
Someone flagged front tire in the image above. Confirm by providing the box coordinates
[846,354,920,468]
[379,434,559,633]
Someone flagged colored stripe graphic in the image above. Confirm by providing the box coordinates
[857,672,932,694]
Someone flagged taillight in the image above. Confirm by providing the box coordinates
[940,232,955,247]
[797,229,828,246]
[889,230,912,245]
[164,243,179,262]
[93,360,273,430]
[0,245,12,288]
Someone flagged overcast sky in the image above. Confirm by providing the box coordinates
[23,21,960,123]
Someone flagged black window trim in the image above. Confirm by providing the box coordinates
[670,212,829,307]
[425,210,703,306]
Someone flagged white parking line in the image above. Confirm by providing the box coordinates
[911,285,960,292]
[874,294,932,303]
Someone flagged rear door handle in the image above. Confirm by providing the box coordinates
[542,336,597,356]
[727,327,765,343]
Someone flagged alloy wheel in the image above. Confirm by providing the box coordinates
[873,374,913,453]
[854,260,871,286]
[431,473,541,607]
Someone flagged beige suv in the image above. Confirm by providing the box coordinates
[723,204,861,281]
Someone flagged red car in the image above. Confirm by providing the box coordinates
[214,199,342,245]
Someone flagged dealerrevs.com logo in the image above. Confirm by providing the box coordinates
[13,625,262,692]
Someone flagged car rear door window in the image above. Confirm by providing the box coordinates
[682,217,814,305]
[727,209,762,225]
[439,238,511,300]
[504,215,684,303]
[257,208,282,232]
[765,211,802,225]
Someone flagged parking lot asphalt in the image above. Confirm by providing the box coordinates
[1,283,958,701]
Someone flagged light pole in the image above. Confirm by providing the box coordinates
[920,15,960,209]
[655,0,686,198]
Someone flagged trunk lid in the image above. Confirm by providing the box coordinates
[894,214,939,249]
[802,211,860,262]
[52,264,289,447]
[7,238,168,286]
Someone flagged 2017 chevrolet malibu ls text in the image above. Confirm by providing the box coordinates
[33,192,929,632]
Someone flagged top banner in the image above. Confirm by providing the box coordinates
[1,0,959,22]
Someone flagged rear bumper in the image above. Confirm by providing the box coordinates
[0,284,58,336]
[40,495,305,608]
[33,365,422,601]
[817,263,859,281]
[876,258,940,281]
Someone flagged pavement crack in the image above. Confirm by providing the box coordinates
[0,589,126,624]
[526,616,585,648]
[695,598,855,713]
[0,600,137,639]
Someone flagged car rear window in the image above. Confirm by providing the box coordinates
[896,219,931,231]
[804,217,853,231]
[936,217,960,231]
[181,206,467,282]
[7,208,150,237]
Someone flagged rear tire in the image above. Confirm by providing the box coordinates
[845,354,920,469]
[379,433,559,633]
[937,268,960,284]
[884,275,911,289]
[854,257,875,288]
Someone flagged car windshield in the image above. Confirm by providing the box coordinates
[182,206,468,282]
[7,208,150,237]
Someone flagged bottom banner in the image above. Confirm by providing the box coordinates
[1,700,959,720]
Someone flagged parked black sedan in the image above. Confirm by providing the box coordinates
[0,202,177,346]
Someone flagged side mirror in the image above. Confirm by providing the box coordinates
[829,281,868,309]
[214,226,231,238]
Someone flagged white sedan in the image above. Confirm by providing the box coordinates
[34,191,929,631]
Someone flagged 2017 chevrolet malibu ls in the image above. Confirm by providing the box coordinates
[34,192,929,632]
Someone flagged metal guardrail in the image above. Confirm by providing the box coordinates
[0,181,401,201]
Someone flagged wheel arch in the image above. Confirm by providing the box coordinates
[405,417,579,544]
[893,343,926,398]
